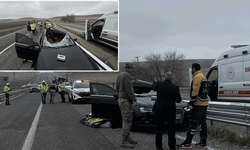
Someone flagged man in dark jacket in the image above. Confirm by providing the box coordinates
[27,22,32,39]
[152,72,182,150]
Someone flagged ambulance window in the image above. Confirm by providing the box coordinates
[207,67,218,81]
[93,19,105,27]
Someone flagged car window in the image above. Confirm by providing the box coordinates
[43,34,74,48]
[74,82,89,88]
[91,84,116,96]
[92,19,105,27]
[64,82,71,86]
[16,33,33,45]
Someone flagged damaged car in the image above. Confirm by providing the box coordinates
[15,28,112,70]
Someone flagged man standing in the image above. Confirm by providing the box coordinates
[38,80,49,104]
[27,22,32,39]
[116,62,138,149]
[31,22,37,36]
[49,80,57,104]
[152,72,182,150]
[177,63,210,149]
[4,83,11,105]
[58,80,66,103]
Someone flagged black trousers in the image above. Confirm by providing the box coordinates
[60,91,65,102]
[41,93,47,103]
[185,106,208,144]
[5,94,10,105]
[155,113,176,149]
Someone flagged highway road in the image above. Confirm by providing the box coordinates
[0,72,248,150]
[0,27,42,70]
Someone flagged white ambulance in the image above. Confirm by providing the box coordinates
[206,44,250,102]
[84,8,118,49]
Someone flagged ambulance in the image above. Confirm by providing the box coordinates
[206,44,250,102]
[84,7,118,49]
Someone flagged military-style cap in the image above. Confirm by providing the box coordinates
[125,62,134,69]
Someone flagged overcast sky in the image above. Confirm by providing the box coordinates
[0,1,118,19]
[119,0,250,62]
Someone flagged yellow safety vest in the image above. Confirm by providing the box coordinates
[58,83,65,92]
[4,86,11,95]
[38,84,49,93]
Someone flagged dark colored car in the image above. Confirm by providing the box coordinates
[15,28,110,70]
[89,80,190,130]
[29,84,40,93]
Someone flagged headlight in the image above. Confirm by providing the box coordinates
[140,107,152,113]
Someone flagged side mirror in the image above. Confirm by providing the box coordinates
[113,92,118,100]
[74,39,77,41]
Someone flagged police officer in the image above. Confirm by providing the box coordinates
[58,80,66,103]
[31,21,37,36]
[4,83,11,105]
[116,62,138,148]
[53,23,57,28]
[177,63,210,149]
[49,80,57,104]
[38,80,49,104]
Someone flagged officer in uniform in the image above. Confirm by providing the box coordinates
[58,80,66,103]
[38,80,49,104]
[177,63,210,149]
[4,83,11,105]
[116,62,138,148]
[49,80,57,104]
[53,23,57,28]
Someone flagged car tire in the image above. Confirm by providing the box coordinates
[130,112,138,132]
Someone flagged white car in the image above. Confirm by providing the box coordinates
[63,82,71,93]
[68,80,91,104]
[84,7,118,49]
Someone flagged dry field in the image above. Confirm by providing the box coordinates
[0,18,44,30]
[51,14,103,25]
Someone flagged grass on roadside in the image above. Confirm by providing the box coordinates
[207,128,250,147]
[58,25,117,56]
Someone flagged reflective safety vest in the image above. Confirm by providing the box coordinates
[31,23,36,30]
[53,24,57,28]
[38,84,49,93]
[46,23,50,28]
[4,86,11,95]
[58,83,65,92]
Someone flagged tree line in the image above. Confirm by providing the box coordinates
[61,14,75,22]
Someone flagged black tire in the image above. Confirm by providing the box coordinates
[130,112,138,132]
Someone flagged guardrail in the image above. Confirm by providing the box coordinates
[0,25,26,36]
[182,100,250,138]
[0,88,28,102]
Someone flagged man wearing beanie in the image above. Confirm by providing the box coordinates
[116,62,138,148]
[177,63,210,149]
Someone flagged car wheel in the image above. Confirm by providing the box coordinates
[68,94,71,102]
[130,112,138,132]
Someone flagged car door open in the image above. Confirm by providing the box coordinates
[15,33,40,61]
[85,20,91,41]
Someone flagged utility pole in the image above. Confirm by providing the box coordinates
[135,56,140,62]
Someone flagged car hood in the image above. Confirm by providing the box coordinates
[136,97,188,108]
[37,46,100,70]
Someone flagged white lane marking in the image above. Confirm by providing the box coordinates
[176,134,217,150]
[0,33,29,55]
[21,102,43,150]
[0,92,27,105]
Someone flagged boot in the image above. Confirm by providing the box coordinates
[127,134,138,144]
[120,135,135,148]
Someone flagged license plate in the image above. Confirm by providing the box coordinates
[176,114,181,119]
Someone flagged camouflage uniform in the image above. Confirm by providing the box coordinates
[116,63,137,148]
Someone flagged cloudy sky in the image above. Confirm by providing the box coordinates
[0,1,118,19]
[119,0,250,62]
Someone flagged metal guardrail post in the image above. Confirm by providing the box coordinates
[210,120,215,130]
[247,127,250,138]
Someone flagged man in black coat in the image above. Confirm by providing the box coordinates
[152,72,182,150]
[27,22,32,39]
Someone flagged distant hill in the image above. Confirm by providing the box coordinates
[51,14,103,19]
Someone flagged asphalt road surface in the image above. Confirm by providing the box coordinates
[0,73,248,150]
[0,27,42,70]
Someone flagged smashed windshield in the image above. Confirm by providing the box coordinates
[43,33,75,48]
